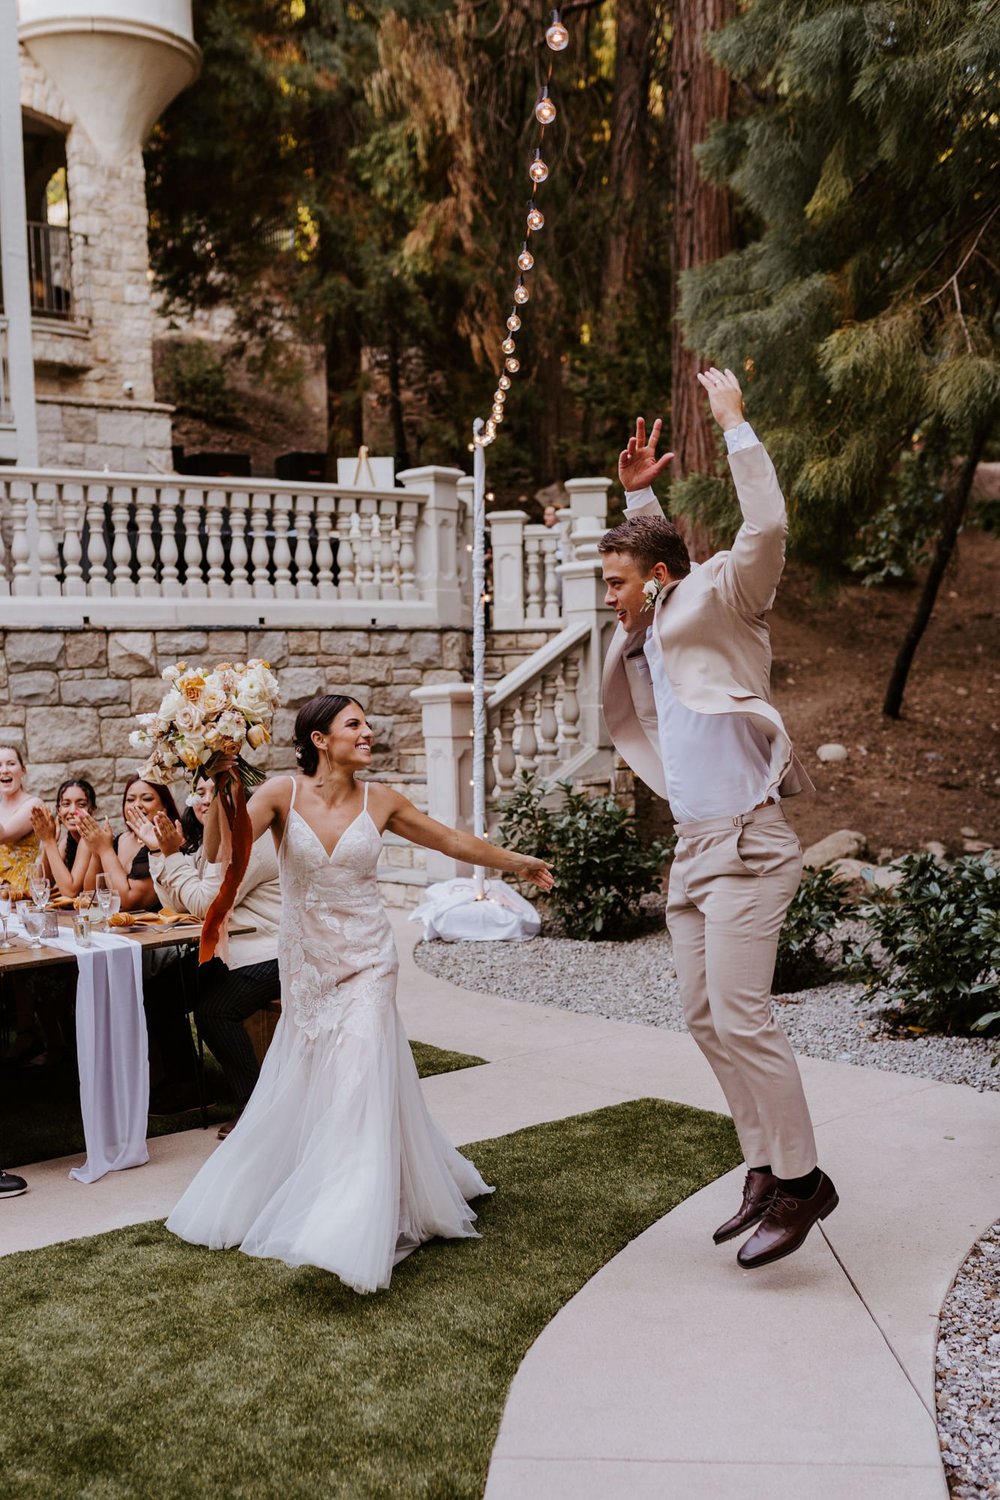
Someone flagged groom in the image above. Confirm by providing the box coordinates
[598,367,837,1268]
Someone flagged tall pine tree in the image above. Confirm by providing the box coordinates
[676,0,1000,714]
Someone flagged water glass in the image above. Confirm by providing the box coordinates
[0,881,11,950]
[72,911,92,947]
[22,907,45,949]
[95,874,113,919]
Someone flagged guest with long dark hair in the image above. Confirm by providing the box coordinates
[31,778,97,898]
[76,775,185,911]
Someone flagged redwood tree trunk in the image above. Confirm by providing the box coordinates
[883,434,988,718]
[670,0,736,552]
[603,0,652,307]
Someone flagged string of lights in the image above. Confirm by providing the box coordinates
[475,9,570,448]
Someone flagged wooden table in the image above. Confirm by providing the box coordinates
[0,914,250,971]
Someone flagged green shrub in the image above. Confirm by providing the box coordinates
[773,868,855,994]
[160,340,235,424]
[848,853,1000,1034]
[496,773,672,940]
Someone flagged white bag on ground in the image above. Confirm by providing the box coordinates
[409,878,540,942]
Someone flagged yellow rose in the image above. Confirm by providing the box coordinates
[247,723,271,749]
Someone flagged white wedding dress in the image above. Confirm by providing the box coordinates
[166,777,492,1293]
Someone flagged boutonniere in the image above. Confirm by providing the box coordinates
[641,577,665,613]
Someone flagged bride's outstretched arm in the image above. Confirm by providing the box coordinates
[385,791,554,891]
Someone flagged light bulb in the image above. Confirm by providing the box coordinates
[505,357,520,373]
[501,337,516,354]
[534,88,557,126]
[526,207,545,232]
[529,150,549,184]
[506,313,521,331]
[493,409,505,423]
[545,11,569,50]
[517,246,534,272]
[514,281,530,304]
[498,375,511,390]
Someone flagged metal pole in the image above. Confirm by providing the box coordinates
[471,418,487,897]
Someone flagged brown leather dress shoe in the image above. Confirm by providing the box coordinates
[736,1172,839,1268]
[713,1169,778,1244]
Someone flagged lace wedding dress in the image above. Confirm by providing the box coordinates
[166,777,491,1292]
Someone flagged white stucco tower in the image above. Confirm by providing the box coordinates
[0,1,200,468]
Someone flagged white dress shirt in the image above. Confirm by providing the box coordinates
[625,421,776,822]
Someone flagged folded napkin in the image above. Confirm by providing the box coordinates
[108,908,190,928]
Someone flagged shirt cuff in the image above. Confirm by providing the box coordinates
[724,421,759,455]
[624,485,656,511]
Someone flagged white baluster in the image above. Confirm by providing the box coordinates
[228,491,250,598]
[110,486,135,596]
[83,483,110,596]
[537,669,560,774]
[60,483,85,595]
[315,499,335,598]
[135,486,158,595]
[378,497,400,599]
[272,495,293,598]
[560,651,581,757]
[496,705,517,793]
[249,495,273,597]
[540,530,560,622]
[9,482,34,596]
[158,487,181,597]
[336,498,357,597]
[293,493,316,598]
[35,483,61,596]
[357,498,377,599]
[524,530,542,621]
[517,689,539,775]
[205,489,226,594]
[181,487,206,597]
[398,498,418,600]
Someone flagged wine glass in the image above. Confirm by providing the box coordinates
[29,861,50,911]
[94,873,113,925]
[0,881,11,950]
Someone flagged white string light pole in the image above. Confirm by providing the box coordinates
[469,9,570,895]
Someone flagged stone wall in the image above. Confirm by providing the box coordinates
[19,49,174,471]
[0,624,471,906]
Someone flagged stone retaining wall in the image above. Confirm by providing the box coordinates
[0,624,471,906]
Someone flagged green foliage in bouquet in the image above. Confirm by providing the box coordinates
[773,868,855,994]
[848,854,1000,1035]
[497,773,672,941]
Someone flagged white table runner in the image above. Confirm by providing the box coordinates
[42,930,149,1183]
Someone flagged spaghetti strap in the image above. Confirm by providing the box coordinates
[288,774,298,809]
[362,779,369,812]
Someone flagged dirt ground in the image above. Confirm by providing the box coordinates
[766,527,999,858]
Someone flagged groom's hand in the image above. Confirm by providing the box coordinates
[619,416,674,493]
[696,367,745,431]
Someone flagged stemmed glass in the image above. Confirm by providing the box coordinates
[0,881,11,949]
[30,861,51,912]
[94,873,113,930]
[22,906,44,949]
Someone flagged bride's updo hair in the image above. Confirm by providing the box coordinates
[293,694,365,775]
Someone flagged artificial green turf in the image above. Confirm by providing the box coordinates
[1,1040,486,1169]
[0,1098,739,1500]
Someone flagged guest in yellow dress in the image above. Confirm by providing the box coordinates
[0,745,43,899]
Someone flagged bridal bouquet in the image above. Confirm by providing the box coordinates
[131,658,281,963]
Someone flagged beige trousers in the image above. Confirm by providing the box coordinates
[665,802,817,1179]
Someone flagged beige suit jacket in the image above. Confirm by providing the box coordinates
[601,442,814,807]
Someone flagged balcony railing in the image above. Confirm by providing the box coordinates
[0,465,469,626]
[26,221,88,324]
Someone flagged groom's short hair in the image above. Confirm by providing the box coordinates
[598,516,691,580]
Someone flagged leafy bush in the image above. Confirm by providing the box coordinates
[773,868,855,994]
[496,773,672,940]
[848,853,1000,1034]
[159,340,235,425]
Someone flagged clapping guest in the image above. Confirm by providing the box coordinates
[76,775,185,911]
[131,784,281,1137]
[31,778,97,898]
[0,745,44,898]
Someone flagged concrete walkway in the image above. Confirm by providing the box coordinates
[5,908,999,1499]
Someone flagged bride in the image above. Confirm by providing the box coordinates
[166,693,553,1293]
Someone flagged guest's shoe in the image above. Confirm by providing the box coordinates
[217,1110,243,1140]
[0,1170,27,1198]
[148,1081,208,1117]
[736,1172,839,1269]
[713,1168,778,1244]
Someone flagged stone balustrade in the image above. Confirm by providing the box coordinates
[0,463,468,627]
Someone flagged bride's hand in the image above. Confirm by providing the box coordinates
[514,854,554,891]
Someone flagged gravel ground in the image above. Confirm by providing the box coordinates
[412,927,1000,1500]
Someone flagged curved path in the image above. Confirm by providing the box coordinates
[5,908,999,1499]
